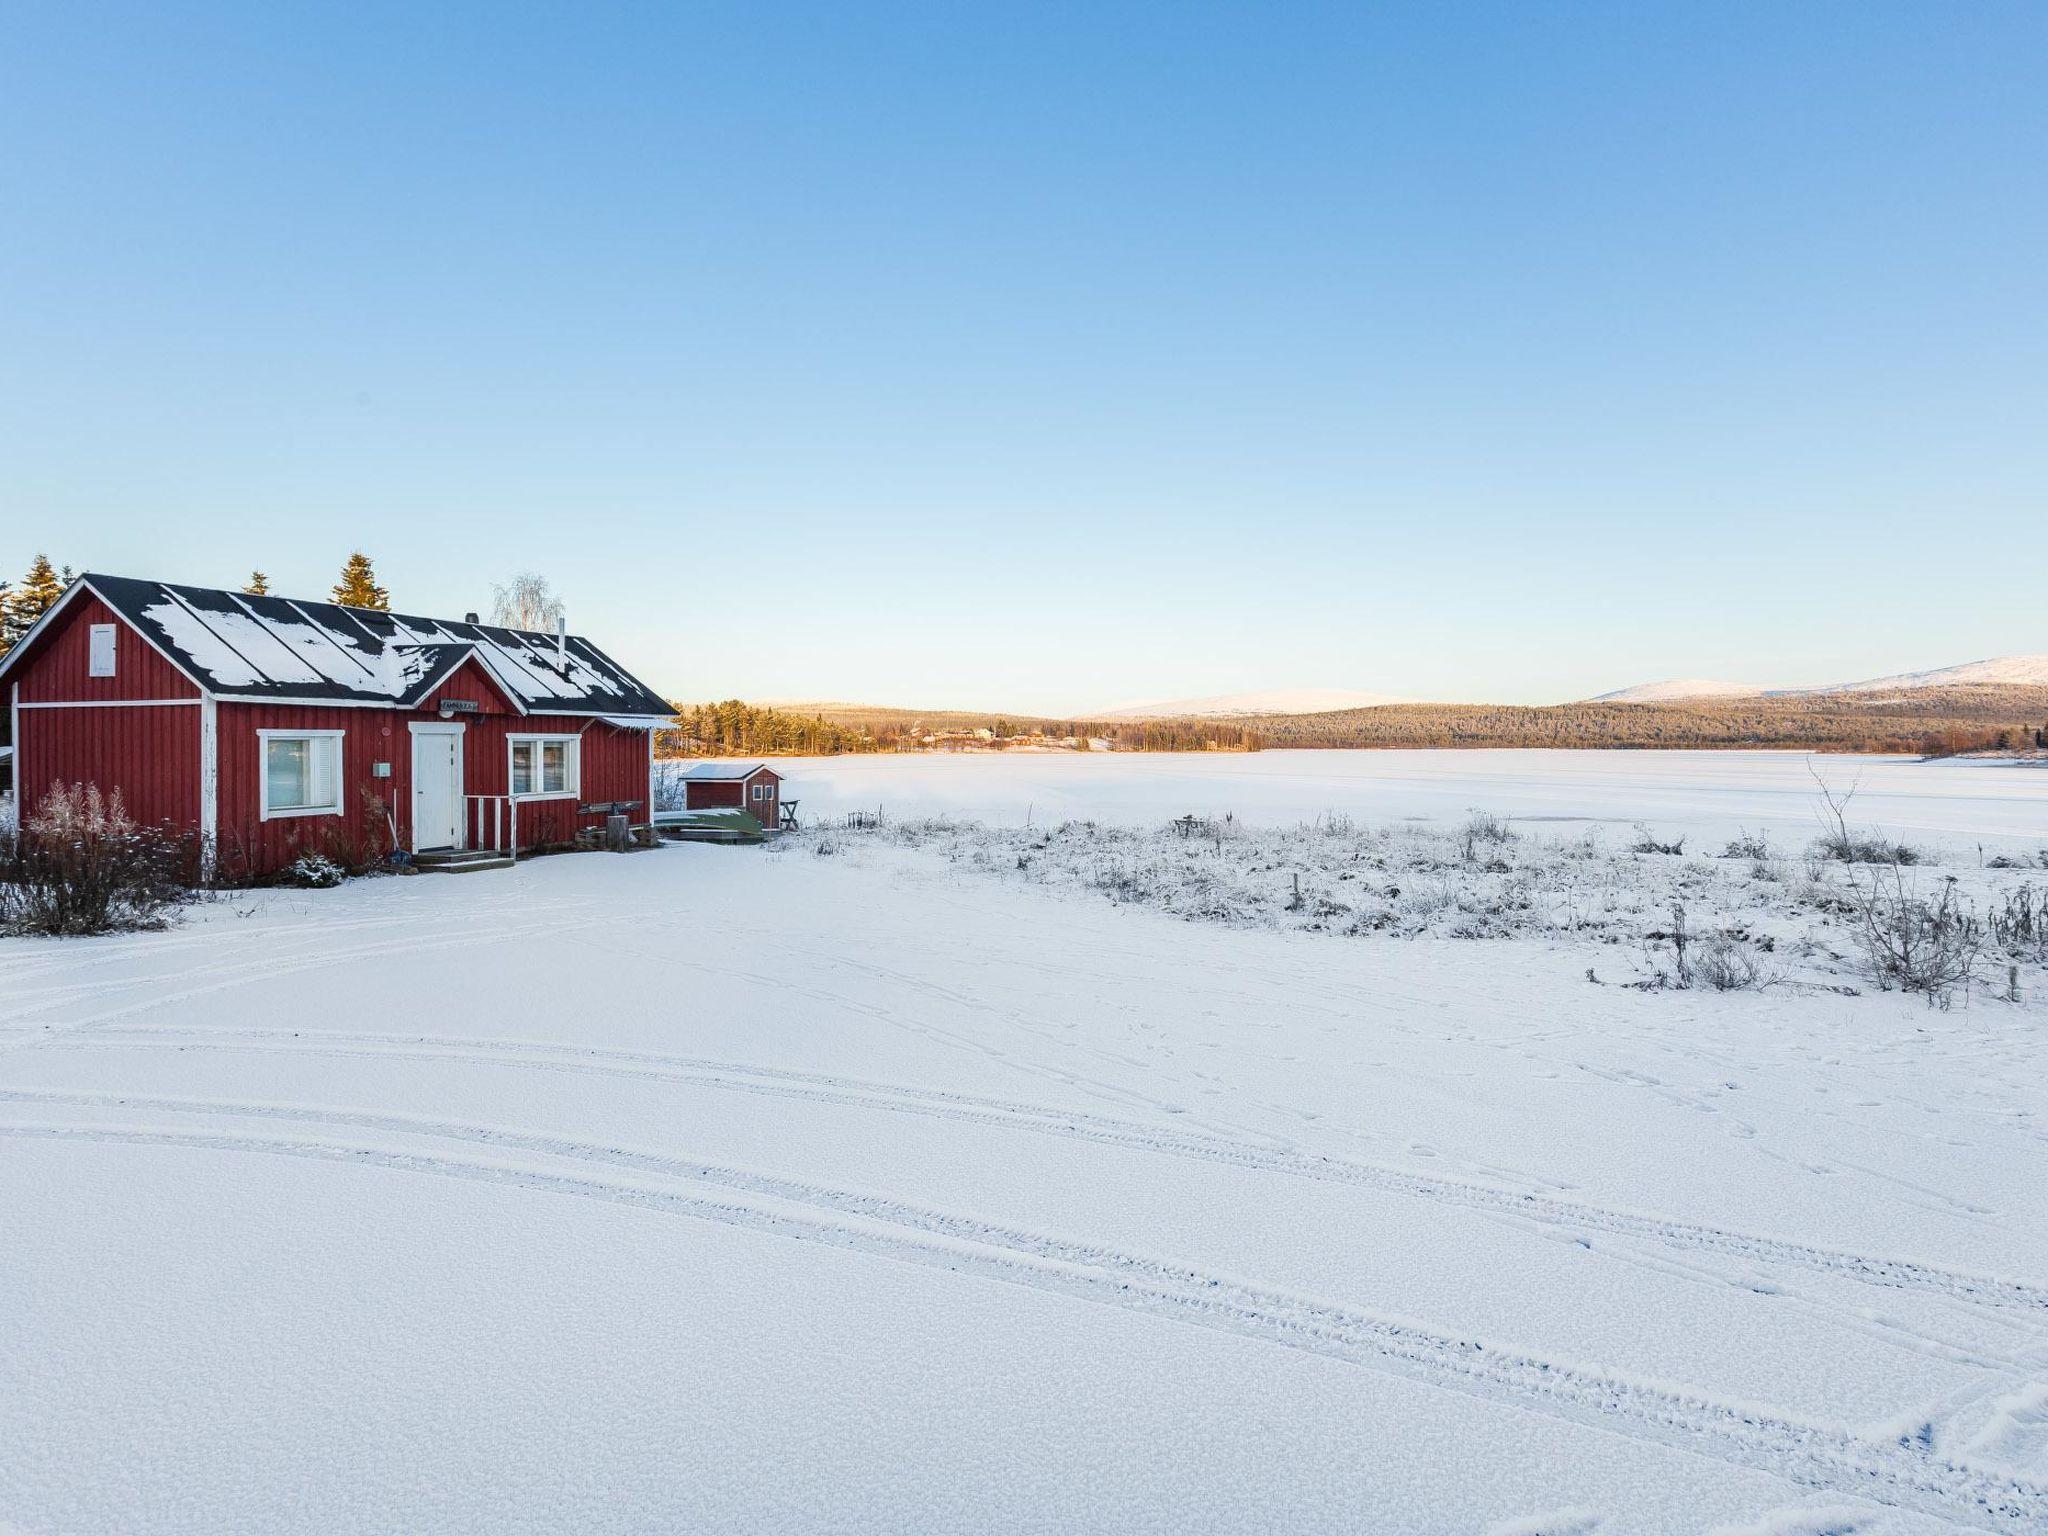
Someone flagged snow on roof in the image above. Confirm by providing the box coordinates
[674,761,776,780]
[73,574,673,716]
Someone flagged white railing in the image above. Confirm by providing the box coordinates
[466,795,516,854]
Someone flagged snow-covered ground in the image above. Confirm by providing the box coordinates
[782,749,2048,859]
[4,751,2047,1534]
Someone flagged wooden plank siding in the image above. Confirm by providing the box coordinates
[15,592,199,705]
[16,701,201,834]
[12,590,203,834]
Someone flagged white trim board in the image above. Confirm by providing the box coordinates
[17,698,201,710]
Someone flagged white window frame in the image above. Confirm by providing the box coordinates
[88,623,117,678]
[257,728,347,820]
[508,733,580,801]
[750,780,773,802]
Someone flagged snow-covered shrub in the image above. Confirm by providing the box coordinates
[1630,824,1686,856]
[1813,829,1923,866]
[285,853,346,889]
[1691,933,1775,991]
[1723,829,1772,861]
[1988,886,2048,963]
[0,782,195,937]
[1459,811,1514,863]
[1852,868,1982,1008]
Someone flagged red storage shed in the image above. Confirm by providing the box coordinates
[676,761,783,828]
[1,574,675,879]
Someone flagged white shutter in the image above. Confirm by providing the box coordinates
[88,624,117,677]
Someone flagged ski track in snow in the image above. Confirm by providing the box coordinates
[12,1030,2043,1319]
[2,1112,2044,1529]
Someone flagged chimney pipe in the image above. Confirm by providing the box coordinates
[556,613,567,665]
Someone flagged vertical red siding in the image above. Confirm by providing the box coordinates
[16,592,198,704]
[212,699,654,869]
[11,590,203,835]
[459,715,652,852]
[214,703,405,877]
[17,701,201,833]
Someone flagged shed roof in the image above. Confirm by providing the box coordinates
[673,761,778,780]
[0,575,673,717]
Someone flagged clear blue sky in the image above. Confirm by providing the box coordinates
[3,2,2042,712]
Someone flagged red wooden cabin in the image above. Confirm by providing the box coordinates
[1,574,674,879]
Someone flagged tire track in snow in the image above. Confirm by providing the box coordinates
[10,1038,2047,1318]
[0,1111,2040,1529]
[0,917,609,1048]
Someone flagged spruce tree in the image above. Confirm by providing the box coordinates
[331,552,390,610]
[244,571,271,596]
[1,553,67,654]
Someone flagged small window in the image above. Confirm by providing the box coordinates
[88,624,117,677]
[261,731,345,818]
[509,736,579,799]
[751,782,772,801]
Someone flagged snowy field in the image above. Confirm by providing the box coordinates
[4,752,2048,1534]
[781,748,2048,857]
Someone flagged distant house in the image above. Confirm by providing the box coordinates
[0,573,674,877]
[674,761,783,827]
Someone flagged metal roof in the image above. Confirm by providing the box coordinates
[673,761,777,780]
[14,574,674,717]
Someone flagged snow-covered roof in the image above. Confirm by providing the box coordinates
[673,761,777,780]
[22,575,673,717]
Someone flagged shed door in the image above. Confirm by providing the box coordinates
[410,728,463,851]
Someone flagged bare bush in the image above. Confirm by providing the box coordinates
[1461,811,1513,856]
[1988,886,2047,963]
[1692,933,1774,991]
[1852,868,1983,1009]
[1807,763,1922,865]
[1631,824,1686,856]
[1812,829,1923,866]
[1722,829,1772,861]
[0,782,196,936]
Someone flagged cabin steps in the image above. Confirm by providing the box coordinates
[413,848,515,874]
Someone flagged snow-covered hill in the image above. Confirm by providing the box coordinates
[1098,688,1403,719]
[1801,655,2048,695]
[1590,655,2048,704]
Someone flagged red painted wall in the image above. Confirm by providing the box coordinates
[16,701,201,834]
[10,591,202,833]
[15,592,198,705]
[214,702,403,876]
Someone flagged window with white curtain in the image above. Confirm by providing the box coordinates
[509,735,579,799]
[259,731,345,818]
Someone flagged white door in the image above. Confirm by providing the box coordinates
[410,728,463,851]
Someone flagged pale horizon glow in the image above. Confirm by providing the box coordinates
[4,3,2043,716]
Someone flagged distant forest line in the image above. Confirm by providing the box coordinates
[657,688,2048,759]
[659,700,1263,757]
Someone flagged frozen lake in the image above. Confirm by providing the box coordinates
[773,748,2048,855]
